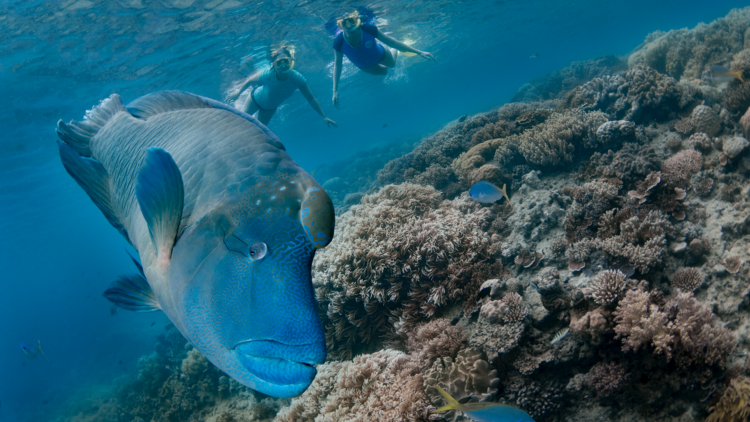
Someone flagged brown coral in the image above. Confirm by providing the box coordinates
[614,289,736,367]
[724,256,743,274]
[587,362,629,397]
[501,292,528,323]
[584,270,628,306]
[276,349,432,422]
[313,184,502,359]
[706,377,750,422]
[661,149,703,188]
[423,348,500,413]
[671,267,703,292]
[406,319,467,369]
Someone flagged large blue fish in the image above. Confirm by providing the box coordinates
[56,91,335,398]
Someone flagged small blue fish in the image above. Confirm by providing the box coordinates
[469,181,512,209]
[20,340,49,362]
[433,386,535,422]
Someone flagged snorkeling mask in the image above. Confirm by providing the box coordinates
[341,17,360,29]
[273,57,294,72]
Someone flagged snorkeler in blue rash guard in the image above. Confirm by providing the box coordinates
[230,43,338,127]
[332,10,436,107]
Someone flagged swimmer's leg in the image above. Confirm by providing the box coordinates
[257,108,277,125]
[360,64,388,75]
[380,48,397,68]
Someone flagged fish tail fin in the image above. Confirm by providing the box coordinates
[37,340,49,362]
[502,184,513,211]
[733,71,746,83]
[432,386,465,413]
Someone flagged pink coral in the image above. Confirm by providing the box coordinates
[406,318,467,369]
[661,150,703,188]
[313,184,502,359]
[584,270,628,305]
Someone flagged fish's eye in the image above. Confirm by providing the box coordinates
[248,242,267,261]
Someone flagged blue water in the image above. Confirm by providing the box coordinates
[0,0,747,420]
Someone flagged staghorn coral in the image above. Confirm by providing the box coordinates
[614,289,736,367]
[587,362,629,397]
[313,184,502,359]
[628,8,750,80]
[501,292,528,323]
[423,348,500,415]
[706,377,750,422]
[596,143,660,183]
[671,267,704,292]
[276,349,431,422]
[584,269,628,306]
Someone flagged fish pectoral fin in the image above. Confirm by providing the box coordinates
[57,141,126,237]
[136,148,184,269]
[125,248,145,277]
[103,273,161,312]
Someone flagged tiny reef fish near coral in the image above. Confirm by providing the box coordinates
[433,386,535,422]
[19,340,49,362]
[550,328,569,345]
[706,65,745,83]
[469,181,512,209]
[56,91,335,398]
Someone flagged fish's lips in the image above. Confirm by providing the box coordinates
[234,341,319,387]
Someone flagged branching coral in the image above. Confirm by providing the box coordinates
[584,270,628,305]
[614,289,736,367]
[707,377,750,422]
[587,362,629,397]
[671,267,703,292]
[628,8,750,80]
[501,292,528,323]
[516,110,608,166]
[596,143,660,183]
[276,349,432,422]
[313,184,502,359]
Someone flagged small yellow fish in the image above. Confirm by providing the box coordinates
[708,65,745,83]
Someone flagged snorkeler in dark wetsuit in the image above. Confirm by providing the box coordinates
[332,10,436,107]
[229,43,337,127]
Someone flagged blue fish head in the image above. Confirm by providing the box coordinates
[167,171,334,398]
[19,342,36,359]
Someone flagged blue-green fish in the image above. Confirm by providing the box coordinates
[56,91,334,398]
[469,181,512,208]
[19,340,48,362]
[433,386,535,422]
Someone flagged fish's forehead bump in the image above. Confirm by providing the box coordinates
[231,174,305,225]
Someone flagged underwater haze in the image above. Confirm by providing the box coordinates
[3,0,750,421]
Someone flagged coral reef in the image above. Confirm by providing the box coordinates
[707,377,750,422]
[583,269,628,305]
[587,362,629,397]
[671,267,704,292]
[596,143,660,183]
[313,183,502,359]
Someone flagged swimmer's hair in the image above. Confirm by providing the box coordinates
[336,9,360,29]
[269,42,295,61]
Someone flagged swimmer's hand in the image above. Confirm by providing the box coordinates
[419,51,437,62]
[333,92,340,108]
[324,117,338,128]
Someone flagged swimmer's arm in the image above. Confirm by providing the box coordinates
[376,33,436,61]
[235,70,262,95]
[333,50,343,107]
[299,83,337,127]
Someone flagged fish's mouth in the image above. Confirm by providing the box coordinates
[233,340,322,386]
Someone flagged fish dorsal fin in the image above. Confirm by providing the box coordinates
[57,140,128,242]
[56,94,126,157]
[125,90,286,151]
[136,148,184,271]
[103,273,161,312]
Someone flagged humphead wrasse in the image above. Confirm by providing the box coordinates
[56,91,335,398]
